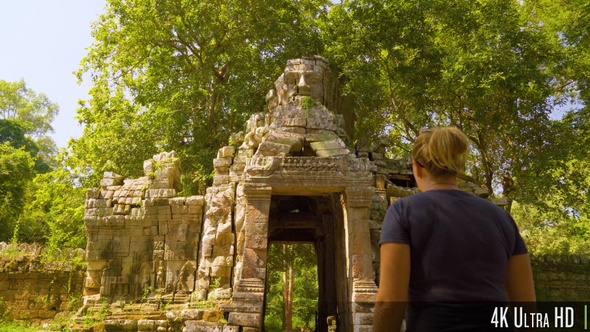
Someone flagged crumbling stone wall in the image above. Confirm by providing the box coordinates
[0,243,85,321]
[80,56,590,331]
[84,151,205,306]
[532,256,590,301]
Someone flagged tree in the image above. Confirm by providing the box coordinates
[73,0,588,258]
[324,0,584,206]
[0,80,60,241]
[74,0,330,193]
[0,119,52,174]
[265,243,318,331]
[0,79,58,172]
[0,79,59,138]
[0,142,35,241]
[16,151,86,249]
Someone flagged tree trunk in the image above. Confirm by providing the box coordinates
[282,244,294,331]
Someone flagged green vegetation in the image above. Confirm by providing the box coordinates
[265,244,318,331]
[1,0,586,257]
[0,321,41,332]
[301,96,316,117]
[0,0,589,325]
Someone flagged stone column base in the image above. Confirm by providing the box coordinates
[220,278,265,329]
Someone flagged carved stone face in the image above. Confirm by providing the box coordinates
[274,60,327,106]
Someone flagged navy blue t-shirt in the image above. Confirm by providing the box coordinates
[380,189,528,303]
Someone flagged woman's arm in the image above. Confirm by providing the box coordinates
[505,253,536,302]
[373,243,411,332]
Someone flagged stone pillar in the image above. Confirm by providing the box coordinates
[344,186,379,332]
[225,185,272,329]
[317,215,337,332]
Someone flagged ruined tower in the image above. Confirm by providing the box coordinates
[83,56,419,331]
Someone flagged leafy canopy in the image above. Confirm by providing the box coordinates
[74,0,330,193]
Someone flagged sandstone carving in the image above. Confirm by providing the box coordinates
[82,57,432,331]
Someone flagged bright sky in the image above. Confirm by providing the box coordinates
[0,1,106,148]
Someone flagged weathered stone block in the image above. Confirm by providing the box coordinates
[184,321,224,332]
[84,276,101,290]
[137,319,156,331]
[281,117,306,128]
[217,146,236,158]
[100,178,118,187]
[188,205,203,216]
[264,132,304,151]
[104,319,138,331]
[169,197,186,205]
[244,236,267,250]
[86,188,101,199]
[315,147,350,157]
[214,157,232,169]
[310,138,346,150]
[171,205,188,215]
[186,195,204,206]
[307,117,336,131]
[159,222,168,235]
[213,175,229,186]
[354,312,374,325]
[243,248,266,268]
[125,216,142,227]
[228,312,262,329]
[157,206,171,215]
[223,325,240,332]
[105,215,126,227]
[256,141,291,156]
[281,126,306,134]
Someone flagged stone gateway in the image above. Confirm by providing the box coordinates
[83,56,434,331]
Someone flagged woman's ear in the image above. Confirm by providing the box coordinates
[412,159,423,178]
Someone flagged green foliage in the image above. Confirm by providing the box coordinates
[301,96,316,117]
[75,0,330,194]
[0,80,62,242]
[21,0,585,260]
[265,244,318,331]
[82,299,110,328]
[16,151,87,249]
[325,0,567,196]
[512,201,590,257]
[0,142,35,241]
[0,320,41,332]
[0,79,59,138]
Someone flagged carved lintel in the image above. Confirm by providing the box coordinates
[281,156,344,173]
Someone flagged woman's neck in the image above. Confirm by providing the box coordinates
[420,177,459,192]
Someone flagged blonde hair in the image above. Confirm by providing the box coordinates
[411,127,469,179]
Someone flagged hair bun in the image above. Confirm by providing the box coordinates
[412,127,469,178]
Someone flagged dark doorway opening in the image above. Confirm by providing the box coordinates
[263,195,338,332]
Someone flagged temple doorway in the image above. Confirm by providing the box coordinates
[262,195,339,332]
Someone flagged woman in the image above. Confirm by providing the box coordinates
[373,127,535,331]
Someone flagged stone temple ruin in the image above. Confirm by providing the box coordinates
[83,56,488,331]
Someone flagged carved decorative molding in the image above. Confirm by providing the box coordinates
[242,185,272,202]
[352,279,378,303]
[245,157,280,177]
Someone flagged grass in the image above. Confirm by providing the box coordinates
[0,320,41,332]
